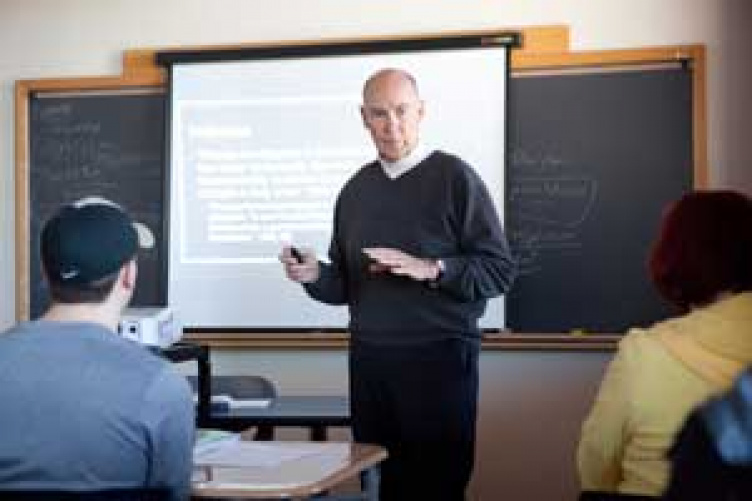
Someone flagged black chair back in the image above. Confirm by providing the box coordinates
[187,374,277,439]
[186,374,277,399]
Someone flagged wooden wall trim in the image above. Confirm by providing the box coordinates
[182,332,617,351]
[15,81,31,322]
[13,76,166,321]
[512,45,704,71]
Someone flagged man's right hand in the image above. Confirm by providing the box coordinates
[279,246,320,283]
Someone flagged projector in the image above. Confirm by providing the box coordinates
[118,307,181,348]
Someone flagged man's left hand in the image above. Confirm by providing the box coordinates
[363,247,440,282]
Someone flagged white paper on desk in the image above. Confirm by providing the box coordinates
[194,442,326,468]
[226,396,272,409]
[192,394,272,409]
[193,429,239,456]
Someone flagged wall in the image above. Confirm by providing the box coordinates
[2,1,750,500]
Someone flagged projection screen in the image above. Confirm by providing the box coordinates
[161,36,513,330]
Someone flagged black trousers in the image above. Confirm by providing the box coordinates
[349,337,479,501]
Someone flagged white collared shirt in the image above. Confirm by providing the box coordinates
[378,144,432,179]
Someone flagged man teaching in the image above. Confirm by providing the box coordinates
[281,68,516,501]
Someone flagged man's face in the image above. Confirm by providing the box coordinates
[361,73,424,162]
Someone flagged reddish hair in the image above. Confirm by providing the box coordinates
[649,190,752,310]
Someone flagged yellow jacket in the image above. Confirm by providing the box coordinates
[577,292,752,496]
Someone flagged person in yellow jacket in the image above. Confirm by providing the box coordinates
[577,190,752,497]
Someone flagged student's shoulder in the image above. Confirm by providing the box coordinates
[0,324,30,358]
[140,360,193,410]
[0,323,26,342]
[152,364,193,395]
[104,334,176,375]
[616,325,675,366]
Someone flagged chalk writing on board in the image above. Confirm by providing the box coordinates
[508,148,597,275]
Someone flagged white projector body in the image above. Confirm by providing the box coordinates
[118,307,181,348]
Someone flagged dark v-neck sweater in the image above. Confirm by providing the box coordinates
[305,150,516,343]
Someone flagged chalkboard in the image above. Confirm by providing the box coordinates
[506,65,693,332]
[21,61,697,334]
[28,92,166,318]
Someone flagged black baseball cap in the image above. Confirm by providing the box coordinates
[41,197,153,285]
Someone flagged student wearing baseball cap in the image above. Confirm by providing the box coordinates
[40,196,154,305]
[0,197,194,500]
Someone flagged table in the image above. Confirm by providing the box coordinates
[158,344,350,439]
[206,395,351,441]
[192,441,386,500]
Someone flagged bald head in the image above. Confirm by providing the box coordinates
[360,68,425,162]
[362,68,420,101]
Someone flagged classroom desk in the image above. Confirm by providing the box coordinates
[206,395,351,441]
[192,441,386,500]
[157,343,349,438]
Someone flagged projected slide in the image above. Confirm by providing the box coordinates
[176,98,368,265]
[168,45,508,329]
